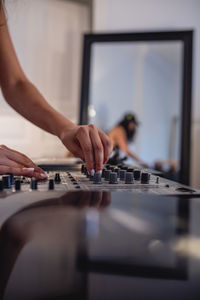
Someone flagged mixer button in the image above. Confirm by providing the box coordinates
[8,174,14,185]
[0,180,4,191]
[48,179,55,190]
[134,170,141,180]
[109,172,118,184]
[141,172,150,184]
[2,175,11,189]
[125,172,134,184]
[30,178,38,190]
[93,172,102,184]
[105,170,111,181]
[81,164,86,173]
[55,173,61,183]
[15,180,21,191]
[119,170,126,181]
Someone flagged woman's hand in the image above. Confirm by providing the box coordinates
[60,124,113,174]
[0,145,47,179]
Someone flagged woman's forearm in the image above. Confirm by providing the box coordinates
[2,79,74,138]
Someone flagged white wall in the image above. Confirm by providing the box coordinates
[0,0,89,158]
[93,0,200,188]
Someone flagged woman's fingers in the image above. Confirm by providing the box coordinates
[0,145,47,178]
[88,125,104,172]
[76,126,94,173]
[98,129,113,164]
[5,147,44,173]
[0,165,35,176]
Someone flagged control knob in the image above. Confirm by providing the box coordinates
[141,172,150,184]
[55,173,61,183]
[49,179,55,190]
[93,172,102,184]
[109,172,118,184]
[125,172,134,184]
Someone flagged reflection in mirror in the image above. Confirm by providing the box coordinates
[88,41,183,178]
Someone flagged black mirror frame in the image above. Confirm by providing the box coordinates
[79,31,193,185]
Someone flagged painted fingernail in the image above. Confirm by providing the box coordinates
[23,168,34,172]
[90,169,95,176]
[40,173,47,178]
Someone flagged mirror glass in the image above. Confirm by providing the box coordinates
[88,41,183,173]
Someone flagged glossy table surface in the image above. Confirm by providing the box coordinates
[0,191,200,300]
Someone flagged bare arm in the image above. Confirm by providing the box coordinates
[0,6,112,174]
[110,127,147,165]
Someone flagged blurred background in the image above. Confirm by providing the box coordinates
[0,0,199,188]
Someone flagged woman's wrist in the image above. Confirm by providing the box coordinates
[58,120,77,142]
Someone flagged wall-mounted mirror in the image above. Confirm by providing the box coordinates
[80,31,193,185]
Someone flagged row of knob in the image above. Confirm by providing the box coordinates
[81,165,150,185]
[0,173,62,192]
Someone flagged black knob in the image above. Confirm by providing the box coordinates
[134,170,141,180]
[109,172,118,184]
[2,175,11,189]
[105,170,111,181]
[8,174,14,185]
[156,177,160,184]
[125,172,134,184]
[141,172,150,184]
[30,178,38,190]
[0,180,4,192]
[81,164,86,173]
[15,180,21,191]
[49,179,55,190]
[55,173,61,183]
[119,170,126,181]
[93,172,102,184]
[127,168,134,173]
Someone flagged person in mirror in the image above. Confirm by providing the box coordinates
[0,1,113,179]
[108,113,148,168]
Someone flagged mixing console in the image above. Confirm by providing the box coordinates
[0,163,199,196]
